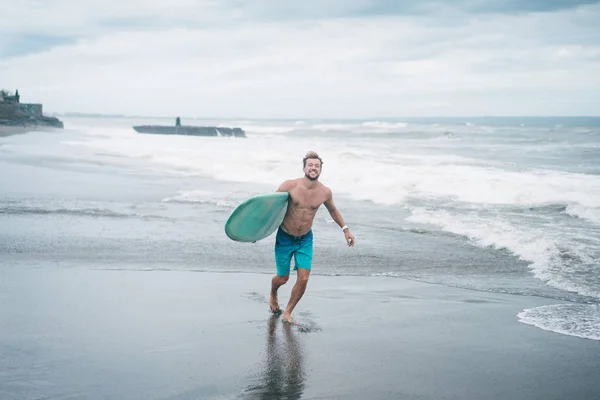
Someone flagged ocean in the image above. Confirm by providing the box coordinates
[1,116,599,341]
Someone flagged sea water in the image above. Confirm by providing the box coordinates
[1,116,599,340]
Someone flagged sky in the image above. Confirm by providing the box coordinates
[1,0,599,118]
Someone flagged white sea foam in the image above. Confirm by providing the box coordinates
[362,121,408,129]
[64,123,600,212]
[405,207,600,299]
[335,163,600,211]
[162,189,248,208]
[60,116,600,210]
[518,304,600,341]
[242,125,297,135]
[565,203,600,225]
[70,132,597,214]
[311,123,355,131]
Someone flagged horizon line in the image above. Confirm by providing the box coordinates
[52,112,600,120]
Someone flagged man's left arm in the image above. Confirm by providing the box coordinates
[323,189,355,247]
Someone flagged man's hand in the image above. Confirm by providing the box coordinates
[344,230,355,247]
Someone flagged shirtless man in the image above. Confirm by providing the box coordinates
[270,151,355,324]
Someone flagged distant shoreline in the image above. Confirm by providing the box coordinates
[56,113,600,122]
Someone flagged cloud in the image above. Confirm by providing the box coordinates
[459,0,599,14]
[1,1,599,117]
[0,34,76,58]
[203,0,600,20]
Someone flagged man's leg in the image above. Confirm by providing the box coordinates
[282,268,310,323]
[272,229,292,314]
[270,274,289,313]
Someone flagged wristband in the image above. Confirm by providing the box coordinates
[341,225,348,231]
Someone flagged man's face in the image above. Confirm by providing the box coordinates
[304,158,322,181]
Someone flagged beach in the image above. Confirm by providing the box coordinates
[1,117,599,399]
[1,267,599,400]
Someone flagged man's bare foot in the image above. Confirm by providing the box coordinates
[269,294,282,314]
[282,313,298,325]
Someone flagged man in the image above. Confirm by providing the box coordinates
[270,151,355,324]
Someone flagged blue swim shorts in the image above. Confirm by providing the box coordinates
[274,227,313,276]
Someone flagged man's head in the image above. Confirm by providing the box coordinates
[302,151,323,181]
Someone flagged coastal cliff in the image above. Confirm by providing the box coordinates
[0,89,64,133]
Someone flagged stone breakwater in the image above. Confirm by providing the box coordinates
[133,125,246,137]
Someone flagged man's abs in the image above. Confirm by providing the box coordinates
[280,182,328,235]
[281,206,317,236]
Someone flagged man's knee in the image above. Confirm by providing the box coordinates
[297,273,310,285]
[276,274,290,284]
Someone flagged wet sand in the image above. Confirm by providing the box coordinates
[1,267,599,400]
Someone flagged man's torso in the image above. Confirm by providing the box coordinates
[281,179,329,236]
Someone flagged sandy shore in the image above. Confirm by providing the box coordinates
[0,267,598,400]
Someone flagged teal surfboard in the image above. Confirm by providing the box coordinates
[225,192,289,242]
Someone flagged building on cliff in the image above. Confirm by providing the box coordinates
[0,89,20,103]
[0,88,63,129]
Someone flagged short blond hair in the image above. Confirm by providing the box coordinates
[303,151,323,168]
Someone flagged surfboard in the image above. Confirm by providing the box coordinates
[225,192,289,242]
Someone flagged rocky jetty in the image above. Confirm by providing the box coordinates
[133,121,246,138]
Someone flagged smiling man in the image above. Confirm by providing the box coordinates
[270,151,355,324]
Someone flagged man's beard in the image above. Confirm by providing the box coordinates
[305,171,320,181]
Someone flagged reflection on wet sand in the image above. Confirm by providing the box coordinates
[242,315,305,399]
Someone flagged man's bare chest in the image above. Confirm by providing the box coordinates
[289,188,325,211]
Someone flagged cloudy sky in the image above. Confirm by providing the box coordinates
[1,0,599,118]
